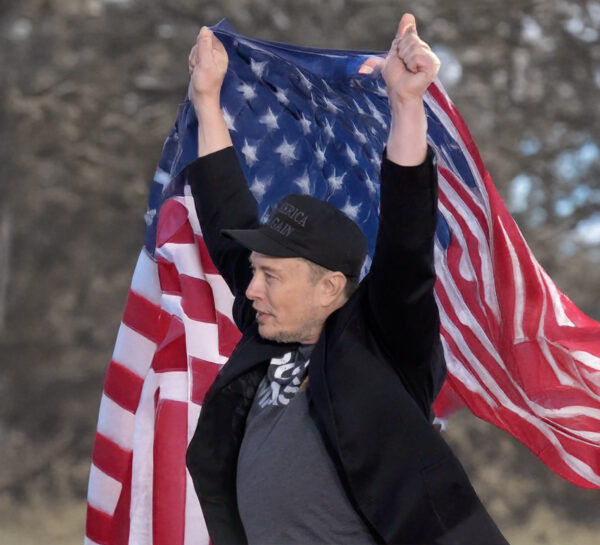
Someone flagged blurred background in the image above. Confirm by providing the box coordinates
[1,0,599,543]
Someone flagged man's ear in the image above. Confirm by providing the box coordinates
[319,271,347,305]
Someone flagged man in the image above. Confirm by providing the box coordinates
[185,14,508,545]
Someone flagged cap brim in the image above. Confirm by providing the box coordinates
[222,228,299,258]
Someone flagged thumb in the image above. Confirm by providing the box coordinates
[397,13,417,38]
[198,26,214,67]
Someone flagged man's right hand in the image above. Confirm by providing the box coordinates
[188,27,229,113]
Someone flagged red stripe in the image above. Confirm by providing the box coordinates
[439,166,489,238]
[153,399,187,545]
[122,290,168,344]
[104,361,144,413]
[217,311,242,358]
[86,504,113,545]
[180,275,217,323]
[158,257,182,294]
[156,199,195,248]
[196,234,219,275]
[92,433,132,483]
[190,357,221,404]
[152,315,188,372]
[112,458,132,545]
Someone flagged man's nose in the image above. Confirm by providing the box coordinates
[245,273,262,301]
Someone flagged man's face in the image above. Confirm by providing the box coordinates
[246,252,325,344]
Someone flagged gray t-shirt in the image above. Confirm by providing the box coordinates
[236,349,376,545]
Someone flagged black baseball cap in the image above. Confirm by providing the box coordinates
[222,194,367,279]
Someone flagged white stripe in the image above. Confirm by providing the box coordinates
[161,293,185,320]
[537,264,576,327]
[156,371,189,403]
[97,394,136,450]
[156,242,204,279]
[497,218,526,341]
[573,351,600,371]
[184,318,229,364]
[87,464,122,516]
[439,170,500,321]
[181,193,202,235]
[112,322,157,378]
[84,537,102,545]
[130,248,162,305]
[184,469,210,545]
[129,371,158,545]
[206,273,235,323]
[187,400,202,443]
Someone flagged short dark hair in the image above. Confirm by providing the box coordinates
[302,258,359,300]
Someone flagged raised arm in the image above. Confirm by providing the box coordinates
[186,27,257,331]
[367,15,445,407]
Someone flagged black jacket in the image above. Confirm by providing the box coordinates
[185,146,508,545]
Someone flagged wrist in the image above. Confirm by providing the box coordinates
[389,96,425,117]
[192,94,222,117]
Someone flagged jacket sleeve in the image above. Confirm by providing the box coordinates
[186,146,257,333]
[366,147,446,407]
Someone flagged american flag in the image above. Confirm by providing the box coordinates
[85,19,600,545]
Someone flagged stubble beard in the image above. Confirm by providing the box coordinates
[258,315,323,344]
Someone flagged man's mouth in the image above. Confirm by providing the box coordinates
[255,310,272,323]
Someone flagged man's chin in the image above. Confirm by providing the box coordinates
[257,325,296,344]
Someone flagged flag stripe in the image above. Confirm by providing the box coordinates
[92,433,133,483]
[153,399,188,545]
[104,361,145,413]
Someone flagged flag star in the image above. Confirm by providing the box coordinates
[250,58,268,78]
[322,95,342,114]
[327,169,346,192]
[297,69,313,91]
[250,175,272,200]
[341,199,361,220]
[144,208,157,226]
[259,108,279,131]
[352,124,368,144]
[222,107,237,131]
[370,151,381,169]
[275,137,298,166]
[294,170,311,194]
[365,97,387,128]
[352,99,366,116]
[238,82,257,101]
[275,87,290,105]
[314,143,327,167]
[323,119,335,140]
[321,79,334,94]
[299,113,312,135]
[364,173,377,195]
[374,81,388,96]
[242,139,259,167]
[345,144,358,166]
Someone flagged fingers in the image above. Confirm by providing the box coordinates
[358,56,384,74]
